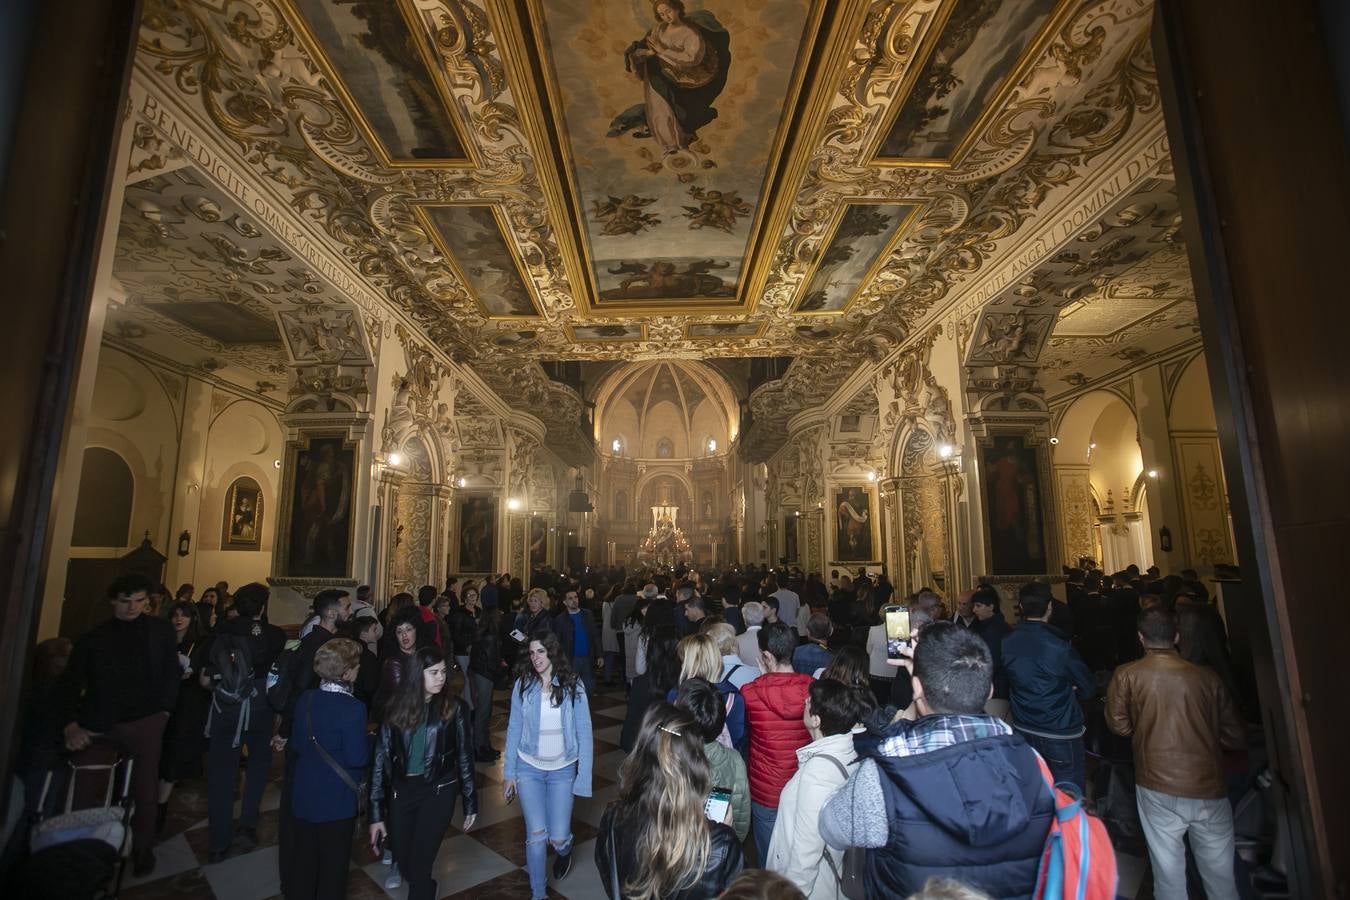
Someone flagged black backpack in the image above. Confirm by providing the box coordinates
[206,632,257,748]
[209,632,256,706]
[265,645,298,714]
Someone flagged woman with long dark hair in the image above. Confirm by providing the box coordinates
[157,601,209,828]
[503,630,593,900]
[369,646,477,900]
[596,703,743,899]
[621,624,681,752]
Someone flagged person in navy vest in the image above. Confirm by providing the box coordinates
[820,622,1056,898]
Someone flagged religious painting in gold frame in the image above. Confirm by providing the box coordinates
[831,483,881,564]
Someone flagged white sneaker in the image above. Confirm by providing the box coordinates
[384,865,402,889]
[381,847,392,866]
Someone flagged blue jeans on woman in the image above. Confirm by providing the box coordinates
[517,759,577,899]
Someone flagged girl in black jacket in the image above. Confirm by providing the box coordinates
[369,646,477,900]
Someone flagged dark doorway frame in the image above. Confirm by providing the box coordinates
[1155,1,1350,894]
[0,0,142,818]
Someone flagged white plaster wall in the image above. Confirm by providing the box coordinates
[192,398,285,591]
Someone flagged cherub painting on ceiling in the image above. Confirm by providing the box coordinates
[608,1,731,157]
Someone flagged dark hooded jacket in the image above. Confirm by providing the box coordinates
[868,732,1055,898]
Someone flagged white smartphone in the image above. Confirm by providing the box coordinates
[704,786,732,824]
[510,628,527,643]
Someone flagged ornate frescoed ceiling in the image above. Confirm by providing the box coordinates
[110,168,370,395]
[128,0,1181,456]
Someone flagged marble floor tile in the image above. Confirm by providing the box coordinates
[202,843,281,900]
[120,866,217,900]
[554,838,607,900]
[120,832,202,889]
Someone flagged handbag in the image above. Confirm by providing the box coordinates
[817,755,867,900]
[306,695,368,820]
[607,813,623,899]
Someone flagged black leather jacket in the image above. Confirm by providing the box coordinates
[594,806,743,899]
[369,704,477,824]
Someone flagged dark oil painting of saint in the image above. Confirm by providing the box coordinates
[982,436,1047,574]
[288,438,353,577]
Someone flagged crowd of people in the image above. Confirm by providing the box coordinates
[19,559,1250,900]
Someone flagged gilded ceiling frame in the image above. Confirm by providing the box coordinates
[789,198,930,317]
[863,0,1081,169]
[410,201,544,320]
[276,0,481,169]
[681,321,769,341]
[562,323,650,343]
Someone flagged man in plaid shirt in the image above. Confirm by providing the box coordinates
[820,622,1059,897]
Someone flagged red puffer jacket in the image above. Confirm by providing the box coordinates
[741,670,814,807]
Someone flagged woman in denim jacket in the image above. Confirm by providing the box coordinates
[503,629,593,899]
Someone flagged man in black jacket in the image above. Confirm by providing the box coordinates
[58,573,181,876]
[202,583,285,861]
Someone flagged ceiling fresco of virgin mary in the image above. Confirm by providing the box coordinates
[529,0,824,309]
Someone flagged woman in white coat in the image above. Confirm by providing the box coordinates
[765,679,864,899]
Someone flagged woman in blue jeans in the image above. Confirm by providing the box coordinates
[503,630,593,900]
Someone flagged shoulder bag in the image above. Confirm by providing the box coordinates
[816,755,867,900]
[306,694,368,820]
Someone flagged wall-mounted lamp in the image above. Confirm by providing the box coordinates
[866,470,877,481]
[937,443,955,459]
[1089,442,1097,449]
[1147,469,1159,479]
[177,530,192,557]
[1049,436,1060,445]
[793,510,800,517]
[386,451,404,468]
[273,459,282,469]
[457,476,467,488]
[611,438,621,453]
[707,438,717,452]
[507,498,522,511]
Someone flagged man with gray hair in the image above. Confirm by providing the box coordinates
[737,601,766,673]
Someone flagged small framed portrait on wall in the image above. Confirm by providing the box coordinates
[222,476,263,551]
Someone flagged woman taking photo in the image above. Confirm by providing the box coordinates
[596,703,743,899]
[503,631,593,900]
[289,638,369,900]
[369,646,477,900]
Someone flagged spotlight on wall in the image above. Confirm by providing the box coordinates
[273,459,282,469]
[1147,469,1159,479]
[386,451,404,468]
[507,498,522,511]
[707,438,717,452]
[866,470,877,481]
[1049,436,1060,445]
[1089,442,1097,449]
[457,476,467,488]
[937,443,955,459]
[611,438,621,453]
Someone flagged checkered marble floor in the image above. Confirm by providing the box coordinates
[120,680,631,900]
[121,678,1154,900]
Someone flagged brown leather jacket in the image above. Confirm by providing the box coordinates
[1105,648,1244,799]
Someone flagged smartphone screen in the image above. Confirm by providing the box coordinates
[884,605,911,659]
[704,787,732,824]
[509,628,527,643]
